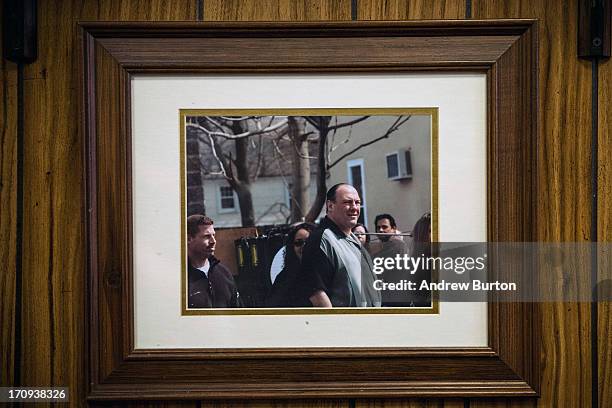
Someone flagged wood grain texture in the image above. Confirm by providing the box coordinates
[356,3,469,408]
[474,0,593,406]
[18,0,196,406]
[92,43,130,382]
[0,14,18,386]
[84,0,198,21]
[599,57,612,408]
[94,33,523,70]
[90,403,199,408]
[470,401,533,408]
[90,402,345,408]
[7,0,601,407]
[204,0,352,21]
[601,300,612,408]
[475,0,591,243]
[601,62,612,246]
[358,0,465,20]
[356,398,465,407]
[200,401,346,408]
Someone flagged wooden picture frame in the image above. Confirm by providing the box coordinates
[81,21,539,400]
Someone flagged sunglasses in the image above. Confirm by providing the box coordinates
[293,239,307,247]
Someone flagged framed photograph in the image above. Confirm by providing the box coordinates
[82,21,539,399]
[179,108,439,315]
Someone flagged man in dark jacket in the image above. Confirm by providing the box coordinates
[187,214,240,308]
[372,213,412,306]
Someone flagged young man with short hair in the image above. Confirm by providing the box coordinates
[187,214,240,308]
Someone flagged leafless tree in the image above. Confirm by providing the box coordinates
[300,115,411,223]
[187,116,288,226]
[187,115,412,226]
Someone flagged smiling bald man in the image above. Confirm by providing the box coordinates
[297,183,381,308]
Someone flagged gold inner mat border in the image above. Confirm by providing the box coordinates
[180,108,439,316]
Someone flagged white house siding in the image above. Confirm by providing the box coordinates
[203,176,318,227]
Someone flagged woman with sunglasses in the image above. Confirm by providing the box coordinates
[264,222,316,307]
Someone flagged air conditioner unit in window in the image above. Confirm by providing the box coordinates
[386,149,413,180]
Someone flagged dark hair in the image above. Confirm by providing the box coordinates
[187,214,214,237]
[375,213,396,228]
[283,222,316,270]
[411,212,431,257]
[352,223,370,243]
[326,183,350,202]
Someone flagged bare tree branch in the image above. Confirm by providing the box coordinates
[201,116,231,134]
[327,115,370,131]
[187,119,288,140]
[264,116,276,129]
[271,139,288,161]
[217,116,258,121]
[206,134,230,180]
[327,117,339,164]
[253,134,264,180]
[305,116,332,222]
[327,115,412,169]
[255,202,290,225]
[304,116,320,128]
[328,122,354,159]
[292,145,318,160]
[270,139,303,216]
[281,130,315,142]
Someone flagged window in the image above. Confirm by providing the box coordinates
[386,150,413,180]
[218,185,236,213]
[386,153,399,179]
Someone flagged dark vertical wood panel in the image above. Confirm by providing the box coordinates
[19,0,197,406]
[0,3,18,386]
[357,0,465,20]
[473,0,592,407]
[598,57,612,408]
[204,0,352,21]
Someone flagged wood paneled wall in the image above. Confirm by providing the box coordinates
[0,3,18,389]
[473,3,593,408]
[0,0,609,407]
[598,49,612,408]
